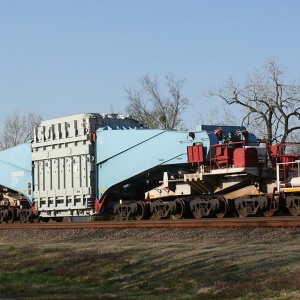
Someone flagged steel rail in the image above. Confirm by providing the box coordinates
[1,216,300,229]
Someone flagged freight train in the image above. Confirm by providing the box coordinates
[0,112,299,223]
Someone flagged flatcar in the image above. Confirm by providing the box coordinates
[0,113,299,223]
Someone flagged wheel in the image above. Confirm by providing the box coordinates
[238,209,248,218]
[6,208,15,224]
[193,211,202,219]
[152,200,163,220]
[289,207,300,217]
[32,216,40,223]
[236,197,250,218]
[117,213,126,221]
[215,197,228,219]
[264,210,276,217]
[152,211,162,220]
[55,217,63,222]
[118,215,126,221]
[19,212,27,223]
[191,198,205,219]
[18,210,30,223]
[172,199,185,220]
[135,201,149,220]
[287,196,300,216]
[264,196,279,217]
[0,209,3,224]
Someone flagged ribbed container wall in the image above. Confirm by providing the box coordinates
[31,113,98,218]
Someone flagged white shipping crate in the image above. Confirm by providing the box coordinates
[32,113,100,217]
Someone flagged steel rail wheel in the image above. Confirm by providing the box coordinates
[117,212,126,221]
[191,198,205,219]
[215,197,228,219]
[172,198,185,220]
[115,206,128,221]
[32,216,40,223]
[286,196,300,216]
[263,196,277,217]
[135,201,148,221]
[6,208,15,224]
[0,209,3,223]
[152,200,163,220]
[238,208,248,218]
[264,210,276,217]
[236,197,250,218]
[289,207,300,217]
[19,212,27,223]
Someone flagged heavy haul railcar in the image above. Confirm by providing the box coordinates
[0,113,299,223]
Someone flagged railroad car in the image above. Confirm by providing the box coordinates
[0,112,299,223]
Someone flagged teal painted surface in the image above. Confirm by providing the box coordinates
[0,143,33,203]
[96,128,215,198]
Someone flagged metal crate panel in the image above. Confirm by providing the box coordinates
[32,114,99,213]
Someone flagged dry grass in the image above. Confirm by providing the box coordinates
[0,227,300,299]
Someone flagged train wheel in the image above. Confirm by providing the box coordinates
[263,196,278,217]
[32,216,40,223]
[172,198,185,220]
[264,210,276,217]
[289,207,300,217]
[286,196,300,216]
[6,208,15,224]
[115,207,128,221]
[135,201,148,221]
[238,210,248,218]
[152,213,161,220]
[191,198,205,219]
[0,209,3,224]
[19,212,27,223]
[236,197,250,218]
[117,213,126,221]
[25,214,31,223]
[193,211,202,219]
[152,200,163,220]
[215,197,227,219]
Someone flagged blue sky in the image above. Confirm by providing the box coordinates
[1,0,300,130]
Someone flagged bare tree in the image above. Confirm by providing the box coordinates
[0,111,43,150]
[208,59,300,145]
[198,104,239,126]
[125,73,190,129]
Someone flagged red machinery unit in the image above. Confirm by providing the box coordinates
[187,144,204,165]
[234,147,258,168]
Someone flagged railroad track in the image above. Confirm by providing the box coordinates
[1,216,300,229]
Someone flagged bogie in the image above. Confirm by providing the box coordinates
[286,196,300,216]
